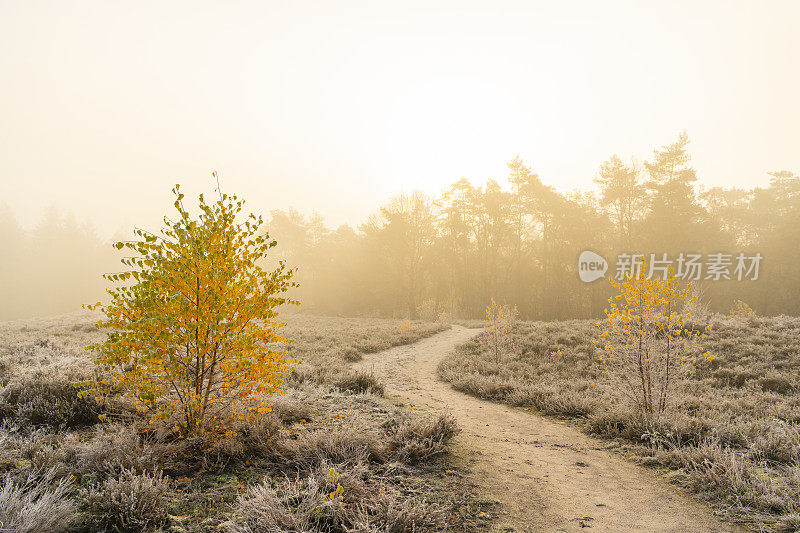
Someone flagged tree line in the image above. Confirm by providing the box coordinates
[0,206,116,320]
[269,132,799,319]
[1,132,798,321]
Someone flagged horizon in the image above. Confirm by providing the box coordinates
[0,147,790,240]
[2,0,799,237]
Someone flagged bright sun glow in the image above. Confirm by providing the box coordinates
[1,1,799,235]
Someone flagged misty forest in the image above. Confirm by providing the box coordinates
[2,132,797,322]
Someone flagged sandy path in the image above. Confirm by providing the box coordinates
[355,325,745,532]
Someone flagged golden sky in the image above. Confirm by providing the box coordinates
[1,0,798,235]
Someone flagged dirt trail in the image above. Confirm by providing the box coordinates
[355,326,744,532]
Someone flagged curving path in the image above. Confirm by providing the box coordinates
[355,325,745,532]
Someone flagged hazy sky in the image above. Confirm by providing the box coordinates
[1,0,798,236]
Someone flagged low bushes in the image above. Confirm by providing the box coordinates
[386,413,461,465]
[287,365,386,396]
[0,468,75,533]
[438,314,800,529]
[270,427,384,470]
[0,313,475,532]
[82,469,169,532]
[0,372,101,429]
[227,461,444,533]
[333,370,385,396]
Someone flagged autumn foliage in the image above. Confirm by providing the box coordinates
[480,299,517,364]
[595,266,712,416]
[84,184,297,435]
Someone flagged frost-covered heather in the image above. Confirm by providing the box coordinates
[439,314,800,530]
[0,312,448,378]
[0,312,478,533]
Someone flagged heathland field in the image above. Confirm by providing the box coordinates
[438,315,800,531]
[3,310,800,532]
[0,313,491,532]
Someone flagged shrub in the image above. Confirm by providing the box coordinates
[269,392,315,424]
[340,346,362,362]
[73,426,161,480]
[415,299,451,326]
[83,468,169,532]
[683,283,711,324]
[333,370,385,396]
[271,427,385,469]
[597,267,712,416]
[0,360,10,386]
[729,300,757,318]
[757,371,794,394]
[387,413,460,464]
[348,490,444,532]
[83,183,298,436]
[661,438,799,519]
[227,462,443,533]
[416,298,439,322]
[227,471,343,533]
[747,421,800,463]
[0,468,74,533]
[480,299,517,364]
[0,371,100,429]
[189,412,285,471]
[20,424,167,485]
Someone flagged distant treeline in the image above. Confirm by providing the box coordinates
[0,207,117,320]
[1,132,798,321]
[270,133,799,319]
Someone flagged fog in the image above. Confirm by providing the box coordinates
[1,1,799,320]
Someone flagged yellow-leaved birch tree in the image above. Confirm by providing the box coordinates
[84,183,298,436]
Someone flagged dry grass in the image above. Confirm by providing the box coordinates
[281,313,449,366]
[0,312,484,532]
[226,460,446,533]
[82,468,169,532]
[277,314,448,397]
[0,468,75,533]
[439,314,800,530]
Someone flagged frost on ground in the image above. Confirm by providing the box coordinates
[0,312,488,533]
[439,315,800,531]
